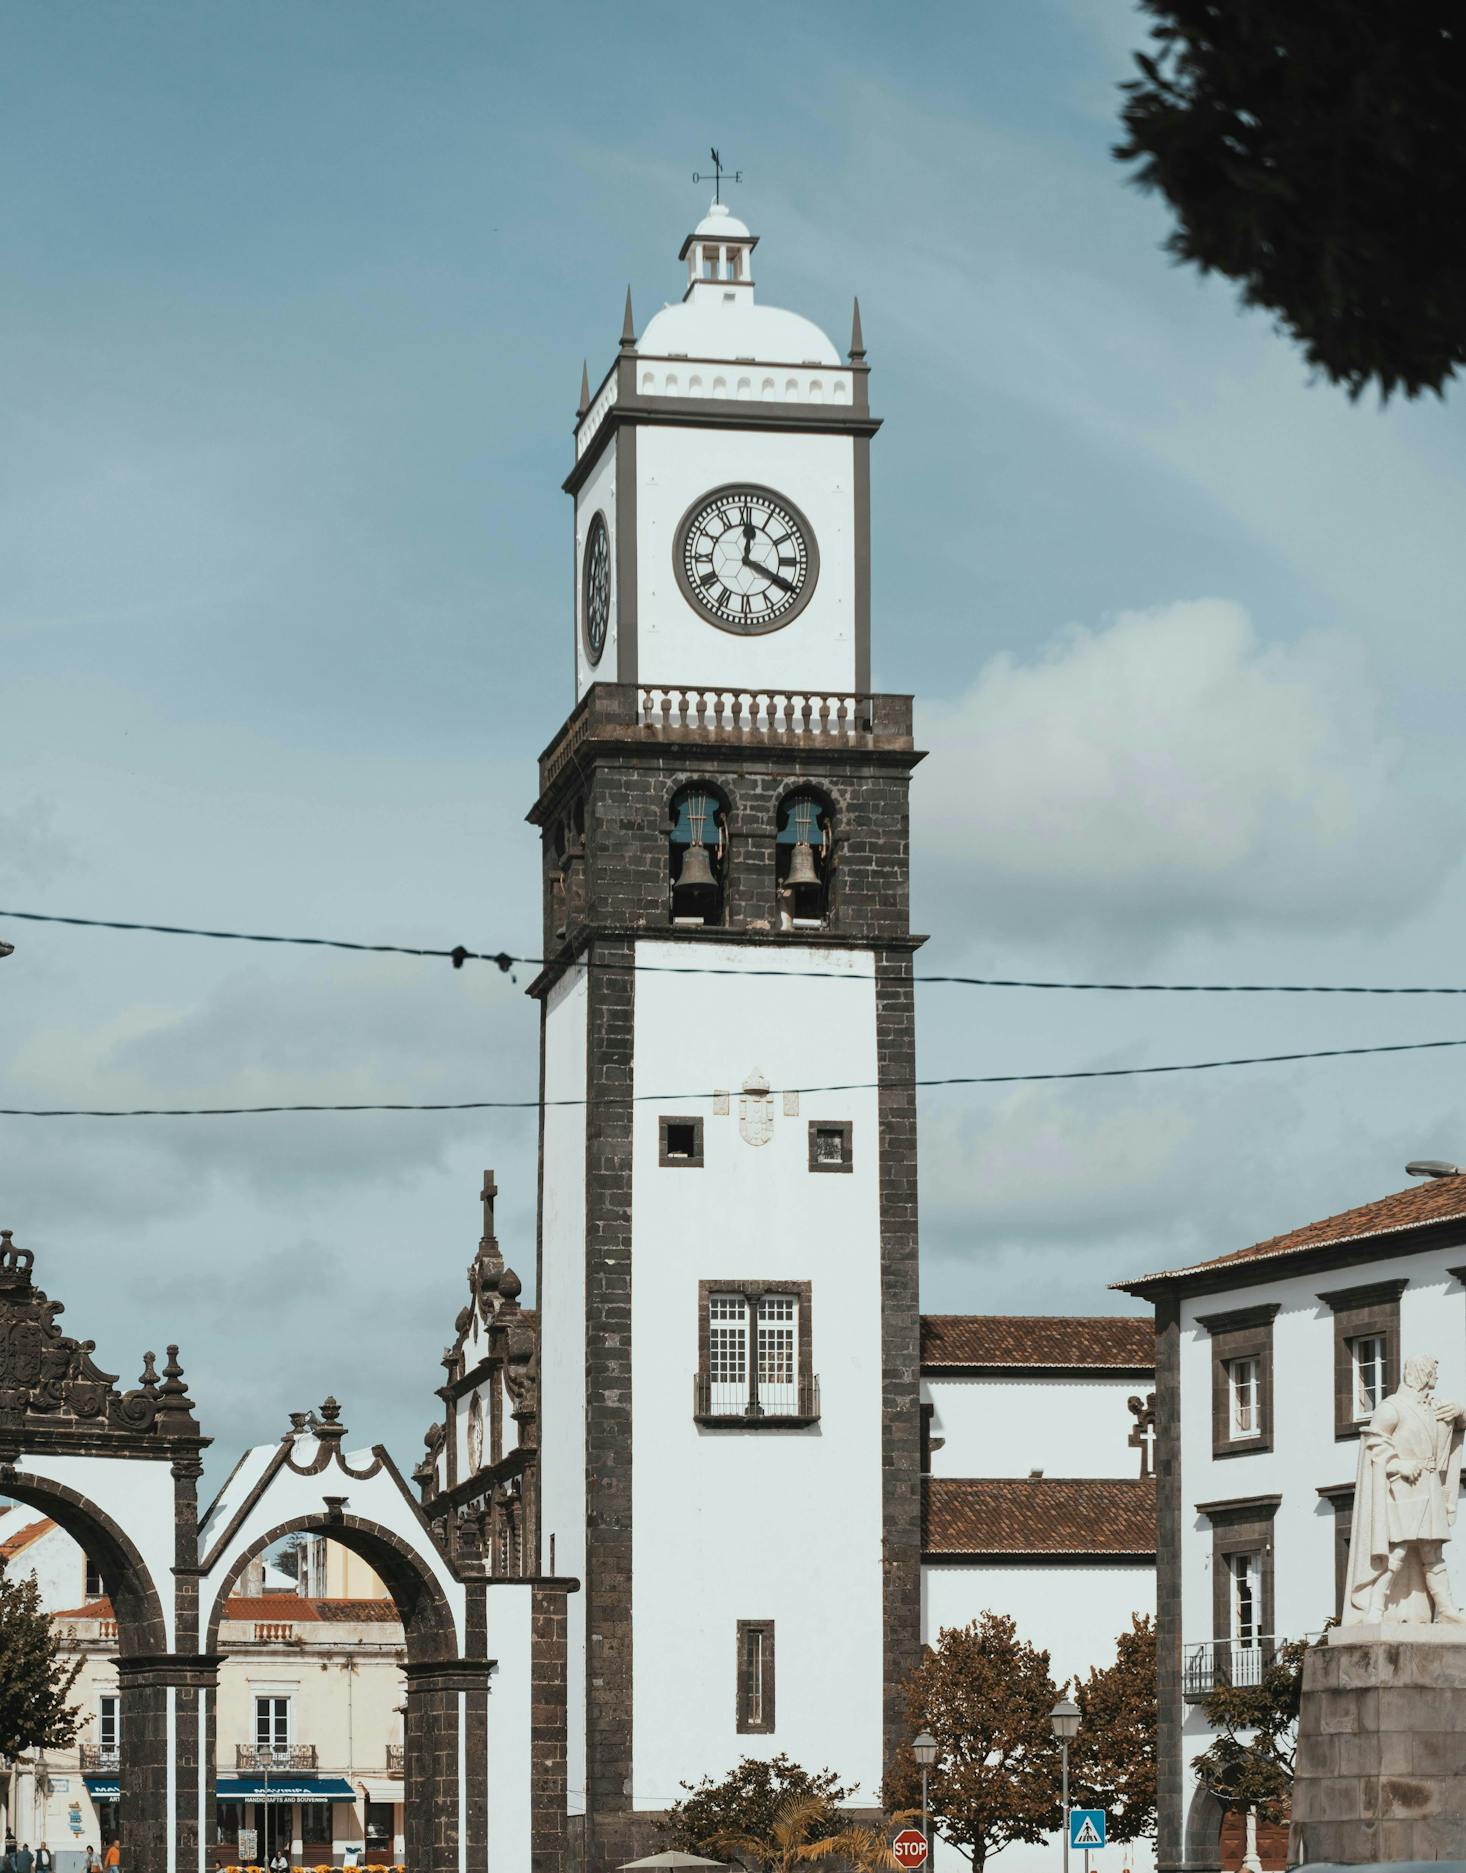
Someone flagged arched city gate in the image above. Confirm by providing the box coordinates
[0,1233,560,1873]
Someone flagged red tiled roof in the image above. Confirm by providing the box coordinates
[921,1315,1154,1371]
[924,1477,1156,1557]
[0,1514,55,1559]
[314,1599,401,1623]
[1117,1177,1466,1293]
[51,1598,114,1620]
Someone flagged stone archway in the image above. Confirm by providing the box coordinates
[198,1413,484,1873]
[204,1510,468,1873]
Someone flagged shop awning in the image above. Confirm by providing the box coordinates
[217,1778,357,1804]
[83,1777,119,1800]
[355,1780,403,1805]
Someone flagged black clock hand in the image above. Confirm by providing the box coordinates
[755,563,797,596]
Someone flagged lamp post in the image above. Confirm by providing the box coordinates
[913,1729,937,1851]
[1050,1697,1080,1873]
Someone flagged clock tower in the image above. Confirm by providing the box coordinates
[534,198,922,1872]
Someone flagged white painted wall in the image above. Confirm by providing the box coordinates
[485,1585,534,1871]
[632,426,858,694]
[926,1375,1144,1480]
[1174,1244,1466,1849]
[923,1562,1157,1873]
[0,1508,87,1611]
[629,938,885,1807]
[537,961,589,1813]
[16,1452,179,1645]
[573,444,617,696]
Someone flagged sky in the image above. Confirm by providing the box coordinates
[3,0,1465,1479]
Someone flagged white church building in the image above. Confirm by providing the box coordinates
[2,194,1159,1873]
[413,194,1159,1873]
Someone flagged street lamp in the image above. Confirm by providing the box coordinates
[912,1729,937,1851]
[1050,1697,1080,1873]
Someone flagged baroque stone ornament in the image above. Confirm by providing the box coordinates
[0,1229,167,1433]
[1343,1351,1466,1624]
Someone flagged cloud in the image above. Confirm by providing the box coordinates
[914,600,1448,953]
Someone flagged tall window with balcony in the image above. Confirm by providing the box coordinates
[255,1695,289,1757]
[669,787,727,926]
[1229,1552,1261,1647]
[775,792,833,929]
[696,1283,817,1423]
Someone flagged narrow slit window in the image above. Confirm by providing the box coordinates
[736,1620,775,1732]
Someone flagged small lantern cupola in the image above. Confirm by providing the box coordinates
[679,200,757,306]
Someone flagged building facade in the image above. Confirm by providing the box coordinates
[0,1515,409,1871]
[1119,1170,1466,1872]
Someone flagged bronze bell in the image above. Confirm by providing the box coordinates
[784,841,820,888]
[678,841,716,890]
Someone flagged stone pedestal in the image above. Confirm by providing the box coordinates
[1290,1626,1466,1864]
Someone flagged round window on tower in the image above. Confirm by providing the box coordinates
[582,512,611,665]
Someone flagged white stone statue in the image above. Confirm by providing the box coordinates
[1343,1352,1466,1625]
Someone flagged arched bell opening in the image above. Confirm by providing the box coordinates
[205,1512,464,1873]
[0,1474,171,1864]
[668,784,728,926]
[776,789,835,929]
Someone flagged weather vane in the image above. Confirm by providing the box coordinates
[692,147,742,205]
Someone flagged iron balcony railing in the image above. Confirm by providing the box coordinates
[1183,1636,1281,1699]
[235,1743,318,1772]
[693,1373,821,1423]
[79,1745,120,1772]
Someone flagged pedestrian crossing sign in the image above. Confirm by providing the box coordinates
[1070,1810,1106,1849]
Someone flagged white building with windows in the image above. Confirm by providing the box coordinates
[1118,1168,1466,1873]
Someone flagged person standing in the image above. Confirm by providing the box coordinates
[82,1848,95,1873]
[34,1846,51,1873]
[16,1842,33,1873]
[102,1839,120,1872]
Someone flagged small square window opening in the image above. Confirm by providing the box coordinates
[660,1115,704,1168]
[808,1120,853,1173]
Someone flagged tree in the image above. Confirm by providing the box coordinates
[0,1556,83,1761]
[705,1794,870,1873]
[885,1614,1062,1871]
[1191,1637,1307,1826]
[662,1755,850,1864]
[1069,1615,1157,1843]
[1116,3,1466,400]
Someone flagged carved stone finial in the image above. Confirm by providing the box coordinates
[578,360,590,415]
[154,1345,197,1433]
[137,1352,159,1398]
[287,1410,312,1436]
[315,1396,346,1445]
[620,286,636,351]
[499,1266,522,1304]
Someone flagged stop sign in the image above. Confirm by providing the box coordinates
[892,1827,929,1867]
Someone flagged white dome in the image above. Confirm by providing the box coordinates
[639,298,840,367]
[692,201,752,242]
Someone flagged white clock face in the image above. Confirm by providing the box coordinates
[583,512,610,664]
[673,484,819,634]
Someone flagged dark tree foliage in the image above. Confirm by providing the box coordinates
[0,1556,83,1761]
[1116,3,1466,399]
[1069,1615,1157,1844]
[661,1753,850,1859]
[1191,1637,1307,1824]
[885,1614,1062,1871]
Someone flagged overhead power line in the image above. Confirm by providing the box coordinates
[5,1034,1466,1116]
[3,906,1465,997]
